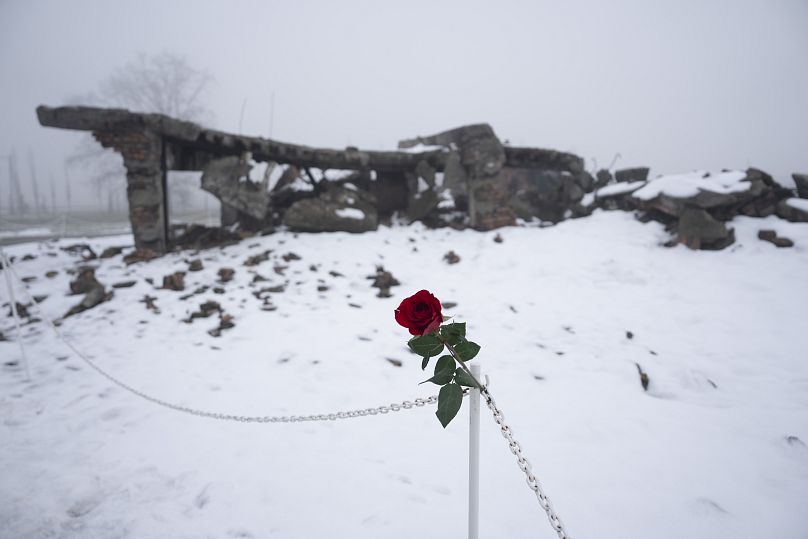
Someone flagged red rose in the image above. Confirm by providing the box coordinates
[395,290,443,336]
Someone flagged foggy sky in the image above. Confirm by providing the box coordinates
[1,0,807,209]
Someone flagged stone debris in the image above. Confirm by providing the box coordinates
[65,271,111,318]
[758,229,794,248]
[244,250,271,267]
[443,250,461,264]
[69,267,101,295]
[112,280,137,289]
[124,248,159,265]
[217,268,235,283]
[208,313,235,337]
[140,295,159,314]
[187,259,204,272]
[161,271,186,291]
[6,302,30,319]
[185,300,222,322]
[367,266,400,298]
[61,243,97,260]
[635,363,650,391]
[99,246,124,259]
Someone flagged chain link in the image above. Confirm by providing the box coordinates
[0,251,458,424]
[481,387,570,539]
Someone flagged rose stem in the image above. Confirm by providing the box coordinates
[442,339,485,390]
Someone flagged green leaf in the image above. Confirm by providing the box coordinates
[455,367,480,388]
[454,341,480,362]
[421,356,430,370]
[439,322,466,345]
[420,355,455,385]
[442,315,452,322]
[408,334,444,358]
[436,383,464,428]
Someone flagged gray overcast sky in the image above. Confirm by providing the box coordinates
[1,0,807,207]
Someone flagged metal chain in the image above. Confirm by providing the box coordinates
[4,249,570,537]
[481,387,570,539]
[0,250,460,423]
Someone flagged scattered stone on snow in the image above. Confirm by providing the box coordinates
[61,243,97,260]
[112,280,137,289]
[244,250,271,267]
[187,259,204,272]
[172,224,241,250]
[282,252,301,262]
[386,358,403,367]
[367,265,400,298]
[757,229,794,248]
[65,284,112,318]
[185,300,222,322]
[443,250,461,264]
[626,330,634,340]
[6,302,30,318]
[69,267,101,295]
[208,313,235,337]
[99,246,124,259]
[635,363,650,391]
[21,276,36,283]
[441,301,458,309]
[45,270,58,278]
[273,265,287,276]
[493,233,504,243]
[124,248,159,265]
[329,270,344,278]
[161,271,186,291]
[217,267,235,283]
[140,295,159,314]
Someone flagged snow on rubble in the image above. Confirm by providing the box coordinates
[1,211,807,539]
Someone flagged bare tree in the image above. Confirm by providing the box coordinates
[68,52,214,212]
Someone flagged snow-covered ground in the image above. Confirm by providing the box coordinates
[1,211,807,539]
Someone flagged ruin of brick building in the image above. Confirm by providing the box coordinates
[37,105,595,253]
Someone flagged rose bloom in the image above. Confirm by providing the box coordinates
[395,289,443,336]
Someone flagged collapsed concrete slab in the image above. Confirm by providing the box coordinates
[37,105,592,250]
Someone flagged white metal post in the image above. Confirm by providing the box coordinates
[1,250,31,381]
[468,363,481,539]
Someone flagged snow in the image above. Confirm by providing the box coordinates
[286,177,314,192]
[597,181,646,198]
[398,143,446,154]
[1,212,807,538]
[334,207,365,220]
[785,198,808,212]
[323,169,355,181]
[0,227,54,239]
[633,170,749,200]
